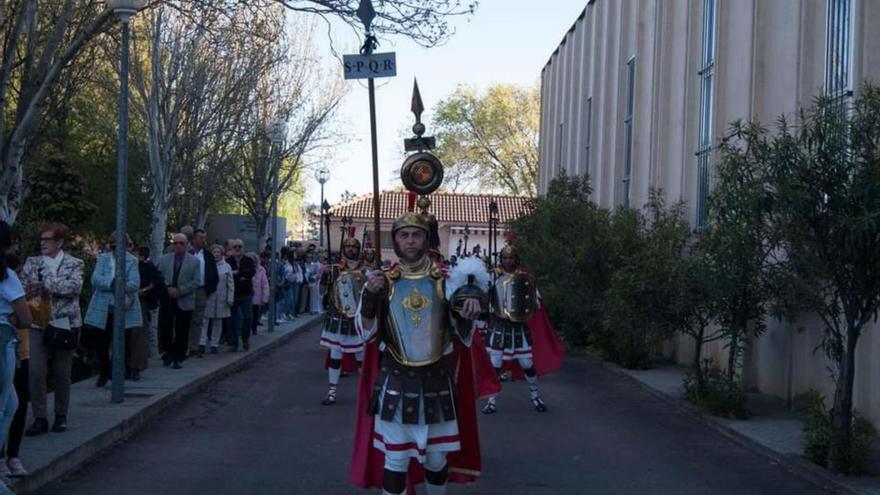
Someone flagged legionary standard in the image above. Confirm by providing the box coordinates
[350,77,487,495]
[319,230,368,405]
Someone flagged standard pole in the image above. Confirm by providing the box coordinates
[112,20,131,404]
[368,77,381,265]
[268,144,279,333]
[319,183,325,248]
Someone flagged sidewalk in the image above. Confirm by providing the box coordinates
[593,355,880,495]
[10,314,323,494]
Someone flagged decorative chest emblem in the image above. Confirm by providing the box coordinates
[402,287,431,327]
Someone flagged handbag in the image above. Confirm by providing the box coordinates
[43,320,79,351]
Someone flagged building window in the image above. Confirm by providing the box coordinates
[584,97,592,175]
[696,0,717,228]
[622,57,635,207]
[557,122,565,177]
[825,0,852,110]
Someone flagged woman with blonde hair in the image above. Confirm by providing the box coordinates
[202,245,233,354]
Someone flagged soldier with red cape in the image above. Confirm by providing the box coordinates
[481,242,564,414]
[318,231,367,405]
[350,207,489,495]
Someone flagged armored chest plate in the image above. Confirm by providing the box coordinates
[332,269,366,318]
[385,273,450,366]
[496,271,538,322]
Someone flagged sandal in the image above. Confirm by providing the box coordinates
[481,401,497,414]
[321,388,337,406]
[531,397,547,413]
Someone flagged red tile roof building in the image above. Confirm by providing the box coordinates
[325,191,533,260]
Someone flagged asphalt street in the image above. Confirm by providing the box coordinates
[36,325,830,495]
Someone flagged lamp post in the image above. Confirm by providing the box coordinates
[315,167,330,247]
[106,0,146,405]
[488,199,499,267]
[267,117,286,334]
[463,224,470,256]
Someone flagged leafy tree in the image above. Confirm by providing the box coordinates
[509,174,612,346]
[673,238,723,390]
[704,120,776,402]
[599,192,690,369]
[17,154,97,234]
[432,84,539,196]
[762,87,880,472]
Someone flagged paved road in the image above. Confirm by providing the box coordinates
[37,325,830,495]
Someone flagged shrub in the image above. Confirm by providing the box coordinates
[800,390,877,474]
[511,174,613,346]
[683,361,748,419]
[598,192,690,368]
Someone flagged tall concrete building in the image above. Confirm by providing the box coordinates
[539,0,880,426]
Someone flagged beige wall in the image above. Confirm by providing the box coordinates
[539,0,880,427]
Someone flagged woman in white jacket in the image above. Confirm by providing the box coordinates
[201,245,234,354]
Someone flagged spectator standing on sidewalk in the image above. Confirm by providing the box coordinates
[226,239,255,351]
[134,246,163,379]
[157,234,200,369]
[307,253,322,315]
[0,222,31,490]
[2,253,30,478]
[202,245,233,354]
[249,252,268,334]
[286,249,303,320]
[275,248,292,324]
[21,223,83,436]
[187,229,218,358]
[83,233,141,387]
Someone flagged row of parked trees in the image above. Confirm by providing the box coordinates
[512,86,880,474]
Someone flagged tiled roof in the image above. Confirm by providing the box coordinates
[328,191,533,224]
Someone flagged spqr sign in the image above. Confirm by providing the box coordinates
[343,52,397,80]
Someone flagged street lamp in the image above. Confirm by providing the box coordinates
[106,0,147,405]
[267,117,286,334]
[488,198,499,267]
[315,166,330,247]
[463,224,470,256]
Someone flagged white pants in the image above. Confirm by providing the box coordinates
[200,318,222,348]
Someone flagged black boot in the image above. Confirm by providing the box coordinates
[25,418,49,436]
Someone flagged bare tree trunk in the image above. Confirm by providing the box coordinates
[693,326,705,390]
[832,326,859,471]
[150,204,169,261]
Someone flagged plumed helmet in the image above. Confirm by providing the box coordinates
[342,237,361,250]
[392,211,430,236]
[500,244,518,258]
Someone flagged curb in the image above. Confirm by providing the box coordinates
[586,352,858,495]
[13,315,323,495]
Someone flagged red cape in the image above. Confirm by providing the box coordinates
[349,337,484,493]
[323,350,361,373]
[501,305,565,379]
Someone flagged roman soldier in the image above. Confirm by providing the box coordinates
[481,242,564,414]
[350,208,486,495]
[319,231,367,405]
[363,244,378,268]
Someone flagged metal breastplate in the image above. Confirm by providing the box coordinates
[384,270,450,367]
[331,265,366,318]
[493,270,538,322]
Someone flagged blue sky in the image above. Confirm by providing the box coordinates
[306,0,587,207]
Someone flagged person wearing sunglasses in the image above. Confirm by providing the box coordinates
[156,234,200,368]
